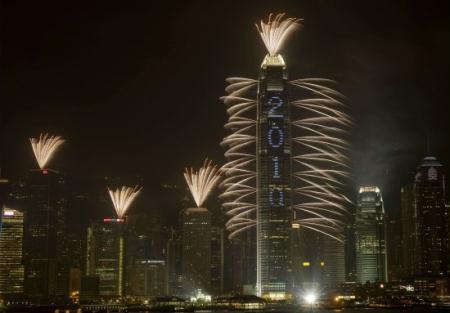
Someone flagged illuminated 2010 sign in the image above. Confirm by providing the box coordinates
[265,94,286,208]
[268,126,284,148]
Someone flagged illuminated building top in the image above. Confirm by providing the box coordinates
[261,54,286,68]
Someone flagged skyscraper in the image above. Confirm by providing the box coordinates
[412,156,448,276]
[0,207,25,295]
[291,228,345,292]
[210,226,224,295]
[255,52,293,298]
[124,213,167,297]
[401,183,416,277]
[355,186,387,283]
[386,215,403,281]
[221,15,351,298]
[166,229,183,296]
[128,260,167,297]
[322,237,346,289]
[86,219,125,298]
[0,176,10,209]
[182,207,211,295]
[24,169,68,302]
[230,232,256,295]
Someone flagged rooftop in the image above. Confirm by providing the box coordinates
[419,156,442,167]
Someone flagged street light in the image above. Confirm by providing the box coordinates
[303,292,317,312]
[304,292,317,305]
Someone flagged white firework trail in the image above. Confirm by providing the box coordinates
[108,186,142,219]
[220,77,258,239]
[290,78,352,242]
[184,159,222,208]
[255,13,302,56]
[30,133,65,169]
[221,14,352,242]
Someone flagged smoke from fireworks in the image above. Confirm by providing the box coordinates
[221,14,352,242]
[184,159,222,208]
[108,186,142,219]
[30,133,65,169]
[255,13,301,56]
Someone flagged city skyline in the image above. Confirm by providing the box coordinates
[0,0,449,307]
[1,1,449,215]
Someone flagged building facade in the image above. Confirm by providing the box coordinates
[182,207,211,295]
[86,219,124,298]
[256,54,292,298]
[0,207,25,295]
[412,156,449,276]
[230,231,256,295]
[322,236,346,289]
[401,183,416,277]
[210,226,224,295]
[24,169,68,302]
[355,186,387,283]
[166,229,183,296]
[128,260,167,297]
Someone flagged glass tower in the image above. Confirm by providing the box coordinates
[256,54,292,297]
[182,207,211,295]
[24,169,68,302]
[413,156,448,276]
[0,207,25,294]
[86,219,125,298]
[355,186,387,283]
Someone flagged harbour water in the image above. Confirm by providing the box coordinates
[189,307,450,313]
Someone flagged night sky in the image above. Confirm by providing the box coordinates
[1,1,449,215]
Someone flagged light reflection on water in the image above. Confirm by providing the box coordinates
[181,308,450,313]
[146,309,450,313]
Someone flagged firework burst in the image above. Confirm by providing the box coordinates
[184,159,222,208]
[255,13,301,56]
[221,14,352,242]
[108,186,142,219]
[220,78,258,238]
[290,78,352,242]
[30,133,65,169]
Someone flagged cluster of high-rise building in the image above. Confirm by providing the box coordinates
[0,14,449,306]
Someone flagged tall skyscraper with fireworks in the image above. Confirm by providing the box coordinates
[182,160,221,295]
[255,33,293,298]
[25,134,68,302]
[221,14,351,298]
[25,169,69,301]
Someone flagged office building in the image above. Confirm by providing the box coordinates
[128,260,167,297]
[167,229,183,296]
[0,207,24,295]
[210,227,224,295]
[412,156,449,276]
[355,186,387,283]
[24,169,68,302]
[182,207,211,295]
[86,218,124,298]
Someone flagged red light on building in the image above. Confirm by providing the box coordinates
[42,169,48,175]
[103,218,125,223]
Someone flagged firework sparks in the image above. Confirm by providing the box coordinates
[184,159,222,208]
[221,15,352,242]
[290,78,352,242]
[255,13,301,56]
[108,186,142,219]
[30,133,65,169]
[220,77,258,238]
